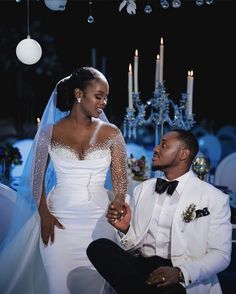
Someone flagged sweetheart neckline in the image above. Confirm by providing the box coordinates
[50,140,111,161]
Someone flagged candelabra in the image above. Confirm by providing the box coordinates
[123,82,195,145]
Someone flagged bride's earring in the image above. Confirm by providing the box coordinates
[77,97,81,103]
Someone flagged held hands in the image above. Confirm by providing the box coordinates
[39,208,65,246]
[106,202,131,233]
[110,200,127,220]
[146,266,180,288]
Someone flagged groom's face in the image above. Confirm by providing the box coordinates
[151,131,184,172]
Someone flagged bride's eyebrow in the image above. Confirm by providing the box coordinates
[95,90,108,95]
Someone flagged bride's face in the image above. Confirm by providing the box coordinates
[80,79,109,118]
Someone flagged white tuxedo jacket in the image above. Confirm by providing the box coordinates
[118,171,232,294]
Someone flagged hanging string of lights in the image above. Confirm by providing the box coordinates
[16,1,215,16]
[119,0,215,15]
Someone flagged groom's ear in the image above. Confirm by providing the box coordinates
[180,147,190,161]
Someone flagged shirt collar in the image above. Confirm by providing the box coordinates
[164,170,193,195]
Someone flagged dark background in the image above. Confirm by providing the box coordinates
[0,0,235,134]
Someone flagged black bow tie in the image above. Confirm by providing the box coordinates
[155,178,179,196]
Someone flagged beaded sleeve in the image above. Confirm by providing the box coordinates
[32,124,52,206]
[110,129,128,200]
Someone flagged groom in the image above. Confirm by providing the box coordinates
[87,129,232,294]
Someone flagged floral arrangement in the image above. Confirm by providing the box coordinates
[127,153,148,181]
[0,143,22,166]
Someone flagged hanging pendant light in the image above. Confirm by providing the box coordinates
[44,0,67,11]
[16,0,42,65]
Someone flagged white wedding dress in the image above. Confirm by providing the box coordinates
[0,127,127,294]
[39,142,117,294]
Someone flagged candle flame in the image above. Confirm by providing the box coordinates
[188,70,191,76]
[190,70,194,77]
[37,117,40,124]
[157,54,160,60]
[135,49,138,57]
[160,37,163,45]
[129,63,132,72]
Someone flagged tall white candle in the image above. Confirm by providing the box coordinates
[187,70,194,116]
[134,49,138,93]
[187,70,191,96]
[155,54,160,90]
[128,63,133,109]
[159,37,164,84]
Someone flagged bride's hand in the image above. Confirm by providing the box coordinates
[106,203,131,233]
[109,201,126,221]
[39,208,64,246]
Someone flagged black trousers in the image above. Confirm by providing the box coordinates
[87,238,186,294]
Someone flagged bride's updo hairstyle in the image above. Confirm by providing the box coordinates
[56,67,107,112]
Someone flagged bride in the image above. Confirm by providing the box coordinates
[0,67,128,294]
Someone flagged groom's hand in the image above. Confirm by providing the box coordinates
[106,202,131,233]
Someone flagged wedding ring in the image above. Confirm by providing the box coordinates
[162,277,166,282]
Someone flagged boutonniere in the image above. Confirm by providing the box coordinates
[182,204,210,223]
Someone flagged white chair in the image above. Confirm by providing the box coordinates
[215,152,236,193]
[216,125,236,160]
[0,183,16,243]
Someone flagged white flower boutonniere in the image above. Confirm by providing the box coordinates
[182,203,196,223]
[182,204,210,223]
[119,0,136,15]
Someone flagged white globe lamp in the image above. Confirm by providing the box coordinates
[44,0,67,11]
[16,35,42,65]
[16,0,42,65]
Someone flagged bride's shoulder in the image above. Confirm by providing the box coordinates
[97,120,121,137]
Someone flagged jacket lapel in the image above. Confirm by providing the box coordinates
[133,179,157,243]
[171,173,204,256]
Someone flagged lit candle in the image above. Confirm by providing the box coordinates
[159,37,164,84]
[36,117,41,130]
[134,49,138,93]
[187,70,194,116]
[187,70,191,96]
[128,63,133,109]
[155,54,160,90]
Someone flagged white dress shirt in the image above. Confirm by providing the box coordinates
[140,172,191,259]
